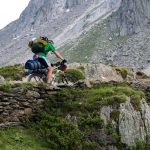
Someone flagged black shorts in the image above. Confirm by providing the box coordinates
[37,57,50,68]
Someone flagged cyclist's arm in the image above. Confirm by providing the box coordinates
[53,51,64,60]
[47,42,64,60]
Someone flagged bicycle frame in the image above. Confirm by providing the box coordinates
[26,61,68,84]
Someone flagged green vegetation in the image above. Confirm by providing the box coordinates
[77,65,85,72]
[22,83,144,150]
[124,140,148,150]
[0,127,48,150]
[110,109,120,121]
[79,113,104,131]
[65,68,85,82]
[43,83,141,115]
[54,68,85,83]
[0,64,24,81]
[29,113,84,150]
[0,83,12,92]
[113,66,129,79]
[106,120,120,142]
[0,63,146,149]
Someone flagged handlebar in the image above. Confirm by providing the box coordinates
[51,61,61,67]
[51,61,68,71]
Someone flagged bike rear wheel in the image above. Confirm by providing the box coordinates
[27,73,46,83]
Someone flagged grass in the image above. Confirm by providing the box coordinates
[0,63,146,149]
[0,64,24,81]
[0,82,146,149]
[113,66,129,79]
[43,83,144,115]
[65,68,85,82]
[0,83,12,92]
[0,127,49,150]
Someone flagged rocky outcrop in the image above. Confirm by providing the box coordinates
[101,98,150,147]
[69,63,124,82]
[110,0,150,36]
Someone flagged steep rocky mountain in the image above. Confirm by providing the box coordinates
[62,0,150,70]
[0,0,121,65]
[0,0,150,72]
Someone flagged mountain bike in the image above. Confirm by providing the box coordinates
[24,61,74,86]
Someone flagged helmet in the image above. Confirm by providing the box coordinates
[40,36,49,42]
[48,39,54,44]
[31,37,36,41]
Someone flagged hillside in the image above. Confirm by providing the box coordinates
[60,0,150,70]
[0,63,150,149]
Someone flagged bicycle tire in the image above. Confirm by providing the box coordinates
[63,73,79,83]
[27,73,46,83]
[51,73,70,85]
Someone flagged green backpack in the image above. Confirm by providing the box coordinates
[29,39,48,54]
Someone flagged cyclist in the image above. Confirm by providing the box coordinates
[29,36,67,83]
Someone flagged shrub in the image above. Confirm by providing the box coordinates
[0,64,24,81]
[65,69,85,82]
[0,83,12,92]
[114,66,128,79]
[79,113,104,131]
[110,109,120,121]
[32,112,83,150]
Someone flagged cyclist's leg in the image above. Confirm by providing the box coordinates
[37,57,53,83]
[47,66,53,83]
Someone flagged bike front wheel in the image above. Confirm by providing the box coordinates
[55,72,78,86]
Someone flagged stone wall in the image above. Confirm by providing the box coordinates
[0,84,54,127]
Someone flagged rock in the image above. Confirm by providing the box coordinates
[69,63,123,82]
[100,97,150,147]
[26,90,40,98]
[37,99,44,105]
[119,98,146,146]
[24,108,32,115]
[140,99,150,142]
[11,117,20,122]
[0,0,121,66]
[0,75,5,84]
[101,106,112,125]
[141,66,150,76]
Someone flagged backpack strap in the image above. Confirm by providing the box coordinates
[35,39,48,46]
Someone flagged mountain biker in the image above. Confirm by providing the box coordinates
[29,36,67,83]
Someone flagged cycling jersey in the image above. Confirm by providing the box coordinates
[36,42,56,57]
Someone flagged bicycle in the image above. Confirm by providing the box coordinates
[24,60,74,86]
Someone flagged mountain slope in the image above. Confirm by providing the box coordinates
[60,0,150,69]
[0,0,150,71]
[0,0,121,66]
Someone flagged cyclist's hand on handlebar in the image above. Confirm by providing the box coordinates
[51,61,61,67]
[62,59,67,64]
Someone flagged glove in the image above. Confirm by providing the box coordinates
[62,59,67,64]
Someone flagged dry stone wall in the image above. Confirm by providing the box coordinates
[0,84,55,127]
